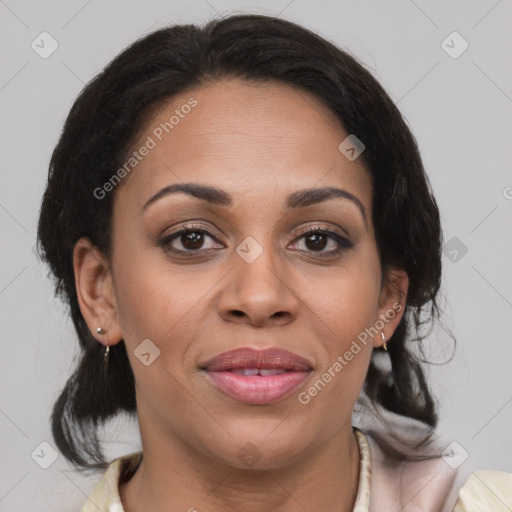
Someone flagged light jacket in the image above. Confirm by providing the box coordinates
[80,427,512,512]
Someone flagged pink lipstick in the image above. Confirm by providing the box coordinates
[201,347,312,404]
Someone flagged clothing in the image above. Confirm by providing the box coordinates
[81,429,512,512]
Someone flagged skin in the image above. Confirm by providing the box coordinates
[74,78,408,512]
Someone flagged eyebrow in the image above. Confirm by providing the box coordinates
[141,183,367,228]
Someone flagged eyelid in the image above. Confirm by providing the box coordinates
[158,221,353,258]
[160,221,349,244]
[293,222,350,240]
[289,225,354,258]
[161,222,225,242]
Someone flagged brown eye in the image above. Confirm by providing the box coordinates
[290,227,354,258]
[159,224,224,254]
[180,230,206,250]
[303,232,329,251]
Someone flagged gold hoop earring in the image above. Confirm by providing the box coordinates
[97,327,109,371]
[381,332,387,352]
[104,345,110,372]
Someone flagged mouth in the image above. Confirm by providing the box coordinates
[200,347,313,405]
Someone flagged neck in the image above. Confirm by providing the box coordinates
[119,423,361,512]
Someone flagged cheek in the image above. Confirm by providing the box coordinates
[298,252,380,405]
[112,247,217,356]
[307,256,381,343]
[111,252,211,412]
[298,268,378,421]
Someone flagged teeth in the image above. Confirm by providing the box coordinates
[231,368,260,376]
[230,368,288,376]
[259,369,287,376]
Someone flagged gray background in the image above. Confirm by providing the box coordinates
[1,0,511,510]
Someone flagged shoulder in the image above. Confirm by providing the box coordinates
[452,470,512,511]
[362,430,465,512]
[353,396,510,512]
[361,429,511,512]
[81,451,142,512]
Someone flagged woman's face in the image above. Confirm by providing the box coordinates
[78,78,407,469]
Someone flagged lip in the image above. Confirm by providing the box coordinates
[200,347,313,404]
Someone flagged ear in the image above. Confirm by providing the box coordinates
[372,266,409,349]
[73,237,123,347]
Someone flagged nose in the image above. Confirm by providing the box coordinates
[217,244,300,327]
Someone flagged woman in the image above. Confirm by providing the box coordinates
[36,13,511,512]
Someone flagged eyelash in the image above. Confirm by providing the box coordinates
[158,223,354,259]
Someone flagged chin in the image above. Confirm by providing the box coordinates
[210,426,314,471]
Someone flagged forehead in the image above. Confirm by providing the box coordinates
[115,78,372,214]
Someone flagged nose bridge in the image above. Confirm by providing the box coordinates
[235,231,286,296]
[217,229,299,325]
[231,199,282,271]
